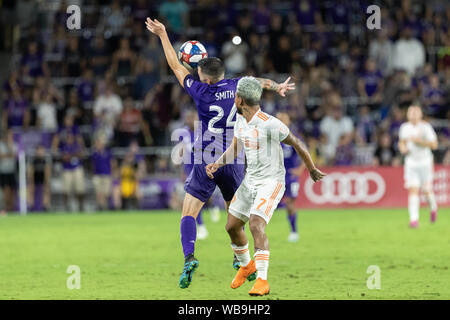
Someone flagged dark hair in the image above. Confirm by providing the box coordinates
[198,57,225,80]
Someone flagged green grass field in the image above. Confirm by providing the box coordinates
[0,208,449,300]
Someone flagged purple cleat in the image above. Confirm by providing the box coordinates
[409,221,419,228]
[430,210,437,223]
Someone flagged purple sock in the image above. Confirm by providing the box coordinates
[196,209,204,225]
[181,216,197,258]
[288,213,297,233]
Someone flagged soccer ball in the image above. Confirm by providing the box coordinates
[178,40,208,71]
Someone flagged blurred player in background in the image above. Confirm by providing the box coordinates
[277,112,305,242]
[398,105,438,228]
[206,77,326,296]
[145,17,295,289]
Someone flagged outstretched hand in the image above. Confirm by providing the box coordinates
[309,168,326,182]
[205,163,220,179]
[145,18,166,37]
[277,76,296,97]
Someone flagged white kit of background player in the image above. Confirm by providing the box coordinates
[398,105,439,228]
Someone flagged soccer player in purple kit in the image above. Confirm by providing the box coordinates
[145,17,295,289]
[176,110,209,240]
[277,112,305,242]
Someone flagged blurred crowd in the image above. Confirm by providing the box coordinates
[0,0,449,212]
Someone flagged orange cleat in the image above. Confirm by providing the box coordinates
[248,278,270,296]
[231,260,256,289]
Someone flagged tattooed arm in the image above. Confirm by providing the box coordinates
[255,76,295,97]
[282,132,326,182]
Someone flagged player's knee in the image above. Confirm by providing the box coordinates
[225,219,243,235]
[249,220,265,237]
[182,193,205,217]
[422,184,433,195]
[287,204,295,214]
[225,222,235,235]
[181,211,197,218]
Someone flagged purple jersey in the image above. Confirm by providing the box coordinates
[360,70,383,97]
[5,98,28,127]
[281,143,301,199]
[21,53,44,77]
[334,143,354,166]
[294,0,318,25]
[424,88,445,116]
[331,1,349,25]
[92,149,112,175]
[61,142,82,170]
[57,125,80,148]
[281,143,301,181]
[178,125,196,176]
[77,80,94,102]
[183,74,243,163]
[3,79,24,96]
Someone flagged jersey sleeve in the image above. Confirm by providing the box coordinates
[267,117,290,142]
[183,74,208,104]
[424,124,437,142]
[398,124,407,140]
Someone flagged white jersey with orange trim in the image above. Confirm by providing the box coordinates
[229,108,289,224]
[234,109,290,185]
[399,121,437,188]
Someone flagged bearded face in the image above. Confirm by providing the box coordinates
[235,95,244,115]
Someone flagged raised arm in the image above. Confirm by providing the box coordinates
[205,137,242,179]
[282,132,326,182]
[145,18,189,88]
[255,76,295,97]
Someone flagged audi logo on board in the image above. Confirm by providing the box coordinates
[304,172,386,204]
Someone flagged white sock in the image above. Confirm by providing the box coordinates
[231,243,251,267]
[408,195,420,222]
[426,192,437,212]
[254,250,270,280]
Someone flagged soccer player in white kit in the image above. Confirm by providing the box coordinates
[206,77,326,296]
[398,105,438,228]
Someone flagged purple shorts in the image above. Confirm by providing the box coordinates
[284,175,300,199]
[183,164,194,177]
[185,163,244,202]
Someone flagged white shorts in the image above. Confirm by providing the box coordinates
[229,178,285,224]
[404,162,434,189]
